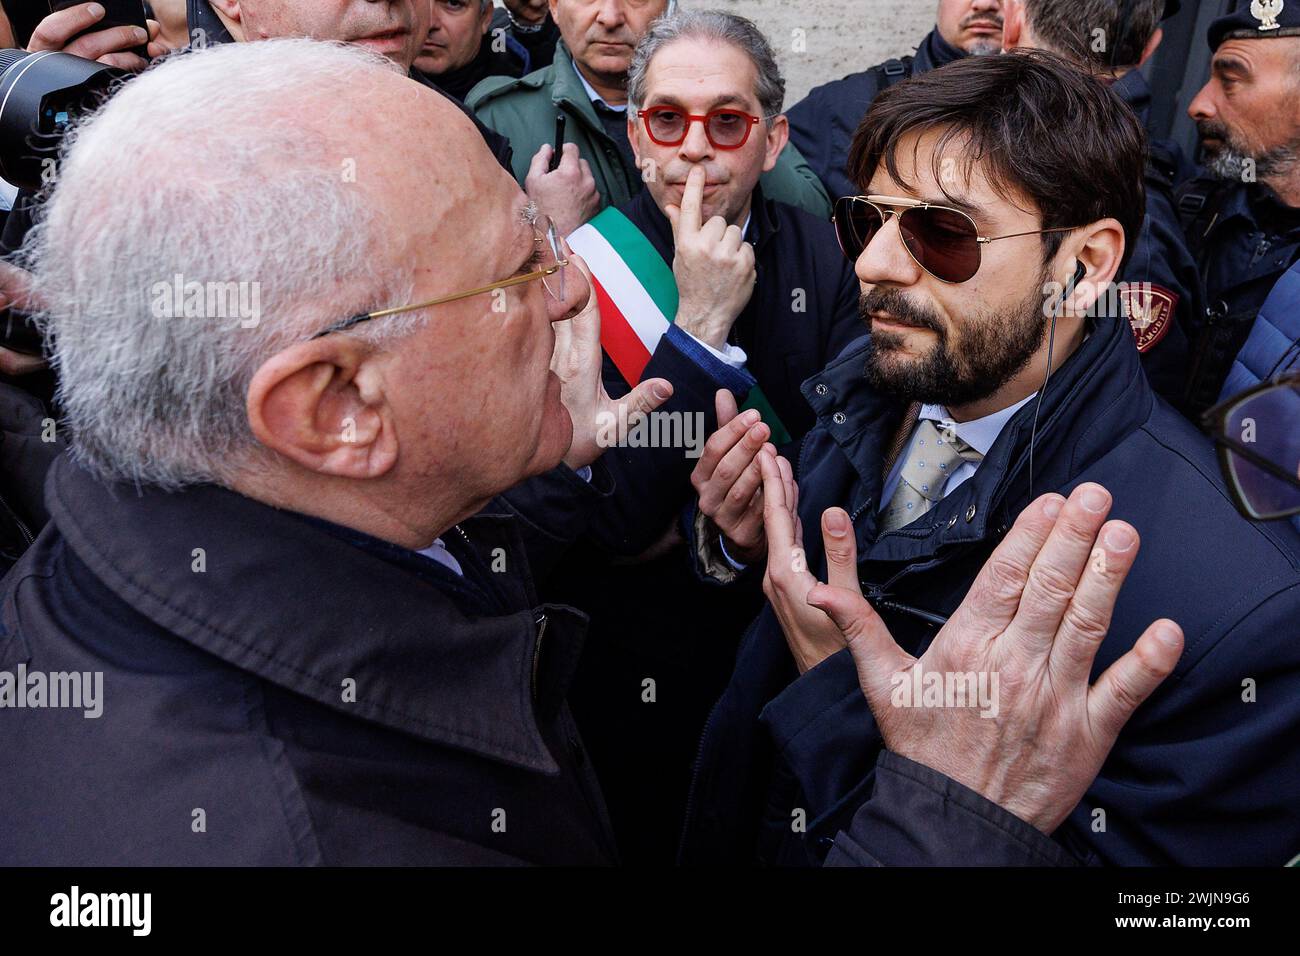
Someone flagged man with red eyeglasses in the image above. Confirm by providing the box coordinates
[680,51,1300,867]
[544,9,861,863]
[466,0,831,224]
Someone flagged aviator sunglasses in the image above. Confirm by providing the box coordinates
[833,195,1081,284]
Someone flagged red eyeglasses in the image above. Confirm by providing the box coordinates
[637,106,765,150]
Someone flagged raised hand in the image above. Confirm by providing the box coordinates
[807,483,1184,834]
[525,143,600,239]
[664,165,756,350]
[27,3,168,72]
[690,389,774,564]
[550,244,672,470]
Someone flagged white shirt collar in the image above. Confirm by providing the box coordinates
[919,393,1037,458]
[574,61,627,112]
[417,538,464,577]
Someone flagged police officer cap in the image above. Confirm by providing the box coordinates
[1209,0,1300,51]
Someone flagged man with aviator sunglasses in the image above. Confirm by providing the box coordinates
[680,52,1300,867]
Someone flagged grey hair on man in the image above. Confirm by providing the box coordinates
[627,9,786,122]
[1021,0,1167,72]
[21,39,424,492]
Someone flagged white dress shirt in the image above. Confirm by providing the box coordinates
[416,467,593,577]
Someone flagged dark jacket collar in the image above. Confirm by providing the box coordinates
[915,28,965,73]
[424,38,522,103]
[44,458,584,774]
[188,0,234,44]
[549,42,606,132]
[1111,69,1152,123]
[622,181,780,265]
[802,312,1152,561]
[1215,180,1300,234]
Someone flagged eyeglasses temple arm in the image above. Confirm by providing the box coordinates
[1211,433,1300,490]
[980,226,1081,243]
[316,262,568,339]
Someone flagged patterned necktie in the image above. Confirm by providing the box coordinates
[881,419,985,533]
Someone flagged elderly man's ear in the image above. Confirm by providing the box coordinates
[246,339,399,479]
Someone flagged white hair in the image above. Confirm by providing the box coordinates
[21,39,426,491]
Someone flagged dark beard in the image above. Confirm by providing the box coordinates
[861,281,1048,407]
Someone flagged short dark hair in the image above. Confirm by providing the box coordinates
[1022,0,1166,71]
[847,51,1146,269]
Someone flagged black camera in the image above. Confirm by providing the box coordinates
[0,50,124,356]
[0,49,123,192]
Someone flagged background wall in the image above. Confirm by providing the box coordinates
[504,0,1228,159]
[679,0,937,106]
[668,0,1231,168]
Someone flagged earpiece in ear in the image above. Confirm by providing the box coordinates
[1074,261,1087,286]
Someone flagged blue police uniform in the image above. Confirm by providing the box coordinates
[1111,68,1202,406]
[1176,0,1300,413]
[786,29,966,204]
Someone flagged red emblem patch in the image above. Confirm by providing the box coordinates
[1119,284,1178,353]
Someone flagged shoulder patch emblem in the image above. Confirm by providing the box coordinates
[1120,284,1178,353]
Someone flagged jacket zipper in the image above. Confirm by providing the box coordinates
[457,522,547,701]
[677,683,723,862]
[0,489,34,546]
[531,612,547,702]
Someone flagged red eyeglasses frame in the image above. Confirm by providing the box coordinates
[636,105,765,150]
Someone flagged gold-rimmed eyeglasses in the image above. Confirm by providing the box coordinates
[312,215,569,340]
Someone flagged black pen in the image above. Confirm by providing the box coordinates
[549,114,567,171]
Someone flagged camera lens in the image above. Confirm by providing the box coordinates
[0,50,123,191]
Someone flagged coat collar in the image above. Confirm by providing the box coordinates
[44,458,585,774]
[915,29,965,73]
[1111,69,1152,123]
[549,42,606,132]
[801,312,1153,561]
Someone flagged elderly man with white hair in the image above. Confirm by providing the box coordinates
[0,37,667,865]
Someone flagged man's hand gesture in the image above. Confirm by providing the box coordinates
[690,389,774,565]
[551,244,671,471]
[804,483,1184,834]
[665,165,756,350]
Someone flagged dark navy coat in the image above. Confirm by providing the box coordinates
[0,457,620,865]
[680,314,1300,866]
[1176,177,1300,414]
[786,29,965,203]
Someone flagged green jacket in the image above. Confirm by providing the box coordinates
[467,43,832,219]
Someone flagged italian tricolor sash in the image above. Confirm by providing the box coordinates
[568,206,792,445]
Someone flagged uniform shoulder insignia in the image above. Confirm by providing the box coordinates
[1120,284,1178,353]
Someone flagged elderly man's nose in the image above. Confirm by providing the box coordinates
[549,267,590,323]
[596,0,626,27]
